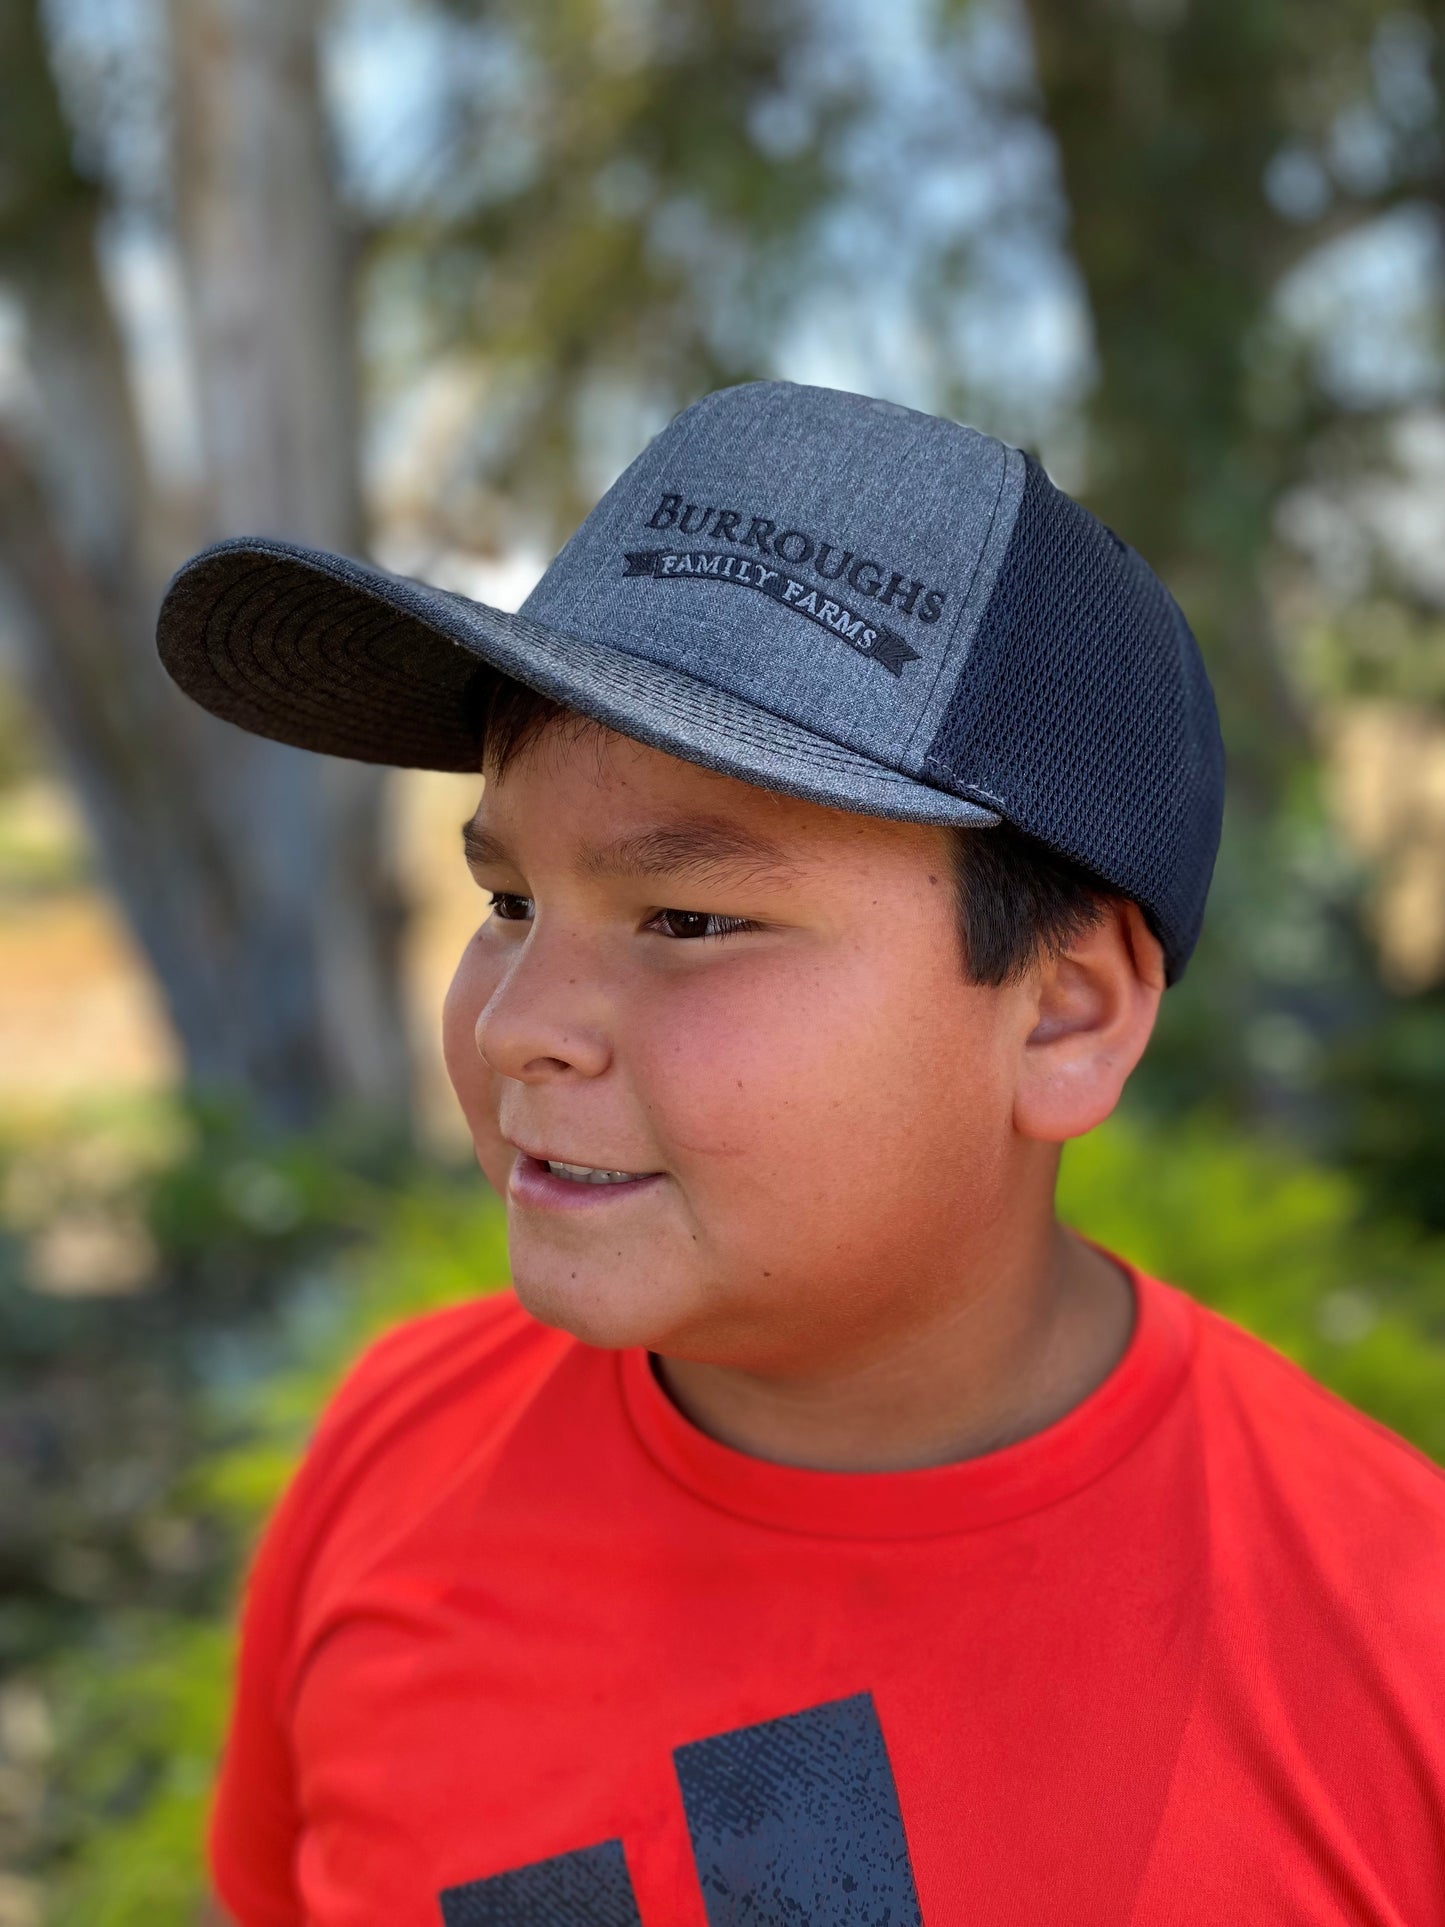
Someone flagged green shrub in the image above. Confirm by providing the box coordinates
[41,1618,230,1927]
[38,1173,508,1926]
[1060,1112,1445,1460]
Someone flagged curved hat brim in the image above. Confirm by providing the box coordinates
[156,537,999,827]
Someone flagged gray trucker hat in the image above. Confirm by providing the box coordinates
[156,380,1224,979]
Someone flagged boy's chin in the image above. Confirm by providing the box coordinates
[508,1260,700,1354]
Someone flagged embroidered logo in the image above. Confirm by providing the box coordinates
[622,549,921,677]
[622,493,947,681]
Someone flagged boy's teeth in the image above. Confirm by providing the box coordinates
[546,1160,638,1185]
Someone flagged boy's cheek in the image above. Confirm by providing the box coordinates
[625,1001,813,1166]
[641,996,1010,1238]
[627,965,932,1164]
[440,941,500,1133]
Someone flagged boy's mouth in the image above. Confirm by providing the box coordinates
[544,1159,642,1186]
[507,1150,666,1212]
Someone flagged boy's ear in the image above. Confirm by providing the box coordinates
[1012,900,1166,1144]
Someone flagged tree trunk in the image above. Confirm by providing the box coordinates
[170,0,364,545]
[0,0,415,1138]
[1020,0,1318,796]
[169,0,415,1128]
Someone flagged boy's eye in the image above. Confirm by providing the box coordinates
[486,892,532,921]
[483,893,756,942]
[650,909,759,941]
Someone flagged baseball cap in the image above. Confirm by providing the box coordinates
[155,380,1224,980]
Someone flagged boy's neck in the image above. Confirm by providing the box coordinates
[653,1225,1134,1475]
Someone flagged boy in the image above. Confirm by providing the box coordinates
[158,382,1445,1925]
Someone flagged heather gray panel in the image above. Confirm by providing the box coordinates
[523,382,1013,769]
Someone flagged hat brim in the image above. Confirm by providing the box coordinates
[156,537,1000,828]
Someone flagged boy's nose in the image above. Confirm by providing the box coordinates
[474,941,612,1084]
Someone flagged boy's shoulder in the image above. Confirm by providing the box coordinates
[1188,1290,1445,1510]
[264,1290,571,1574]
[310,1274,1445,1531]
[1182,1288,1445,1630]
[281,1271,1445,1620]
[304,1287,563,1473]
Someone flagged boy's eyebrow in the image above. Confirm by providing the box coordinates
[461,816,807,886]
[461,822,515,872]
[579,820,807,886]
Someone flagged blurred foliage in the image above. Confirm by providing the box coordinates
[364,0,853,536]
[38,1618,231,1924]
[1322,995,1445,1232]
[1020,0,1445,1233]
[0,798,91,900]
[0,677,46,794]
[39,1202,505,1927]
[1023,0,1443,759]
[0,1093,505,1919]
[1300,601,1445,709]
[1063,1111,1445,1460]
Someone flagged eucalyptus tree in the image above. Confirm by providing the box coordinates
[0,0,836,1135]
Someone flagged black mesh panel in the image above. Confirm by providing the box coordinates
[923,456,1224,980]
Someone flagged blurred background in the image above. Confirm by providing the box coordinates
[2,0,1445,1915]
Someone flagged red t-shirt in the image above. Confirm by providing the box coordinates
[209,1262,1445,1926]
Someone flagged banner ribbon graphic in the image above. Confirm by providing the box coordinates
[622,548,921,677]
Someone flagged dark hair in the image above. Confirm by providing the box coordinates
[464,670,1113,986]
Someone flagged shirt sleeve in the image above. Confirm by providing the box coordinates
[206,1442,317,1927]
[205,1319,422,1925]
[204,1298,513,1922]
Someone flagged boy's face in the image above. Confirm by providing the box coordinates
[444,725,1077,1369]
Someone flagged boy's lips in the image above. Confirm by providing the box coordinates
[507,1151,667,1213]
